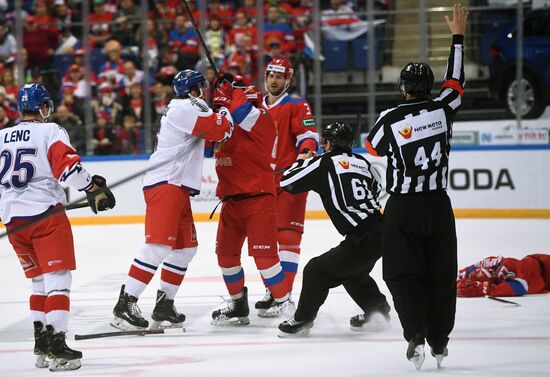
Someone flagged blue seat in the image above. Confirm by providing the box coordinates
[352,25,383,70]
[323,39,349,71]
[54,54,74,78]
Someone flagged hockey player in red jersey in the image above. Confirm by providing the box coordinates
[256,57,319,315]
[111,70,233,331]
[457,254,550,297]
[1,83,116,371]
[210,73,294,325]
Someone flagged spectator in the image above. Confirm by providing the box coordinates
[92,82,123,126]
[89,0,114,48]
[207,0,234,30]
[60,86,85,121]
[0,103,14,129]
[0,19,16,64]
[92,111,116,155]
[168,15,200,68]
[61,64,90,100]
[34,0,59,36]
[265,40,287,64]
[264,6,295,54]
[204,17,226,69]
[69,48,98,87]
[115,114,142,154]
[98,40,125,91]
[53,0,74,36]
[135,19,164,72]
[51,104,86,154]
[157,46,189,74]
[237,0,258,24]
[23,16,58,73]
[0,85,18,121]
[121,61,144,96]
[112,0,140,46]
[228,11,257,52]
[1,67,18,103]
[151,65,176,123]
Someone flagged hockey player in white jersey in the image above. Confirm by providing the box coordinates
[111,69,234,331]
[0,83,116,371]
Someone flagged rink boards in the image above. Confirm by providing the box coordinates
[59,146,550,224]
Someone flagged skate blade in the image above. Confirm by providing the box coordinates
[150,320,185,330]
[408,345,425,370]
[211,317,250,327]
[277,323,313,338]
[35,354,49,368]
[435,354,445,369]
[48,358,81,372]
[110,317,148,332]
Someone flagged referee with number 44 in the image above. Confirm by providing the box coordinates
[365,3,468,371]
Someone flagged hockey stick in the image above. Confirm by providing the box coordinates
[487,295,521,307]
[74,328,165,341]
[181,0,219,75]
[0,163,151,240]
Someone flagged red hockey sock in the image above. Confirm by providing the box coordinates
[254,256,289,301]
[218,254,245,299]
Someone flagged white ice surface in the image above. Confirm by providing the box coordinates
[1,219,549,377]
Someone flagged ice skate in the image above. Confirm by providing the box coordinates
[406,335,425,370]
[150,290,186,329]
[254,288,275,316]
[259,298,295,318]
[211,287,250,326]
[349,311,390,332]
[431,346,448,368]
[278,318,314,338]
[111,285,149,331]
[33,321,51,368]
[47,328,82,372]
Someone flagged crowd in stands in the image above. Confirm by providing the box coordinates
[0,0,389,155]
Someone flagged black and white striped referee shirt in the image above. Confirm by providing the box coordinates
[365,35,465,195]
[281,151,382,236]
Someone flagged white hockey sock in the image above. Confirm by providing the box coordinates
[160,247,197,299]
[125,243,171,298]
[43,270,72,333]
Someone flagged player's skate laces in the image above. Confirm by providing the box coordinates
[278,318,314,338]
[349,311,390,332]
[211,287,250,326]
[259,298,296,318]
[150,290,186,329]
[406,335,425,370]
[111,284,149,330]
[431,346,448,368]
[254,288,275,316]
[33,321,51,369]
[47,328,82,372]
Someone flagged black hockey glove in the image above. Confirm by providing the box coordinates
[86,175,116,214]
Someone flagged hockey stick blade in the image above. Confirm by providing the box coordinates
[74,329,165,341]
[487,296,521,307]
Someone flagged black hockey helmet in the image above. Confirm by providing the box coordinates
[321,122,354,152]
[399,62,434,99]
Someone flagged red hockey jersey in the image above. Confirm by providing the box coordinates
[457,255,550,297]
[262,93,318,184]
[215,89,277,199]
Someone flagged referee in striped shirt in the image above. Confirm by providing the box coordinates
[365,4,468,370]
[277,122,390,337]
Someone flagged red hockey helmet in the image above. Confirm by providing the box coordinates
[265,58,293,96]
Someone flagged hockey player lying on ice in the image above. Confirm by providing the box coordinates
[457,254,550,297]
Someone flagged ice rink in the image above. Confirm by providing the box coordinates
[1,218,549,376]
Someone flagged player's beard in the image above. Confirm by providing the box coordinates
[268,84,284,97]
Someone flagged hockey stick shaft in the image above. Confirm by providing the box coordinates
[0,163,151,240]
[181,0,219,75]
[65,202,89,211]
[75,329,165,341]
[487,296,521,307]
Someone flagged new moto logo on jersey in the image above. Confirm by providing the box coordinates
[338,160,350,169]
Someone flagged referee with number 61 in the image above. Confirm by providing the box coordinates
[365,3,468,371]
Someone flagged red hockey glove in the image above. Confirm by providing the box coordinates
[213,82,232,109]
[457,279,489,297]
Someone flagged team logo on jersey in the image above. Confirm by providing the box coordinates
[302,118,316,128]
[398,126,413,139]
[18,254,37,272]
[338,160,350,169]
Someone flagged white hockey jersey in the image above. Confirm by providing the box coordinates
[143,97,233,193]
[0,121,92,224]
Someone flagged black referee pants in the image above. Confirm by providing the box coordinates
[382,191,457,351]
[294,214,389,322]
